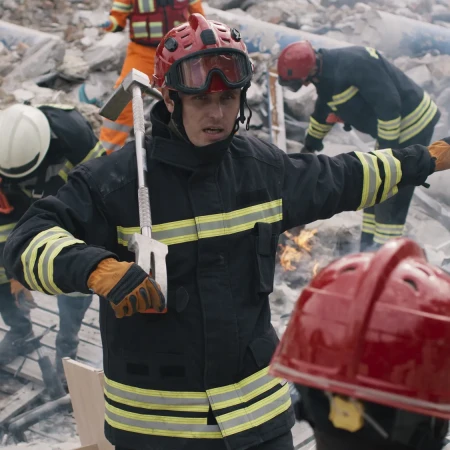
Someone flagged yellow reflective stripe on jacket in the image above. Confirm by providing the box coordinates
[355,149,401,210]
[373,222,405,245]
[373,148,402,202]
[355,152,381,210]
[137,0,155,12]
[132,21,149,38]
[21,227,84,293]
[112,0,133,12]
[117,200,283,247]
[207,367,283,410]
[0,223,17,243]
[400,93,431,131]
[0,267,8,284]
[149,22,163,37]
[377,116,401,141]
[399,100,438,144]
[104,366,289,439]
[59,142,105,182]
[362,212,375,235]
[307,117,333,139]
[104,375,210,412]
[327,86,359,111]
[215,383,291,437]
[105,403,222,439]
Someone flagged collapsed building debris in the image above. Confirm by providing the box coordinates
[1,0,450,448]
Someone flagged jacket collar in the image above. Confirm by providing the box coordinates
[149,101,232,170]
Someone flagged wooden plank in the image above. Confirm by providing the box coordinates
[34,295,100,328]
[0,383,45,425]
[1,356,43,384]
[63,358,114,450]
[0,324,102,367]
[30,307,102,348]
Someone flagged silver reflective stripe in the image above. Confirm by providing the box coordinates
[362,213,375,235]
[21,227,70,291]
[105,404,222,437]
[82,142,106,162]
[196,203,282,238]
[102,118,132,134]
[149,22,163,36]
[354,152,380,209]
[154,222,197,243]
[327,86,359,111]
[399,101,438,143]
[0,223,16,243]
[38,236,84,294]
[102,141,122,153]
[104,376,210,412]
[215,383,291,437]
[117,200,283,247]
[400,93,430,131]
[373,149,402,202]
[137,0,155,13]
[112,1,133,12]
[208,367,282,410]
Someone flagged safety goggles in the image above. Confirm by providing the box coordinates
[278,77,305,92]
[164,48,253,94]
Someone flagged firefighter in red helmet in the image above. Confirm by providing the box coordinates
[4,14,450,450]
[277,42,440,254]
[270,238,450,450]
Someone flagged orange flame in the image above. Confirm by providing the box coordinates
[279,229,318,271]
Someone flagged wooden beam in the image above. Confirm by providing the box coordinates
[0,383,44,426]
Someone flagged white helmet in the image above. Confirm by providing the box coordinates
[0,104,51,179]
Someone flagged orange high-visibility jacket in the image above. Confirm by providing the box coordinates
[105,0,205,46]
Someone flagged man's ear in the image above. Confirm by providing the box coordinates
[162,87,175,113]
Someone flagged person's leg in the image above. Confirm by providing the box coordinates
[99,42,156,154]
[362,128,434,252]
[0,282,34,365]
[55,293,92,378]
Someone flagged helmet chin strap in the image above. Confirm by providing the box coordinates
[169,85,253,143]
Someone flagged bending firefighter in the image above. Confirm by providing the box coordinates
[0,104,106,380]
[4,14,450,450]
[277,41,440,251]
[270,238,450,450]
[99,0,205,154]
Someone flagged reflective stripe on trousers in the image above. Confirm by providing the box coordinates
[104,366,291,439]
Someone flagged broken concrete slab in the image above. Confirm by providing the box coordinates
[83,32,129,72]
[405,64,433,89]
[283,84,317,122]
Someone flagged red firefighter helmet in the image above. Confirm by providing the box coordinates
[270,238,450,420]
[152,13,253,94]
[277,41,316,92]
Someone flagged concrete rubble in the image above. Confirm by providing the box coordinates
[1,0,450,448]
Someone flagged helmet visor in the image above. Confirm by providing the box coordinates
[167,49,253,94]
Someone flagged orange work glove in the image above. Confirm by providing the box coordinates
[87,258,166,318]
[428,138,450,172]
[10,279,37,311]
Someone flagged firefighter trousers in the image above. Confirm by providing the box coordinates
[99,41,156,154]
[114,430,294,450]
[360,128,435,251]
[0,283,92,373]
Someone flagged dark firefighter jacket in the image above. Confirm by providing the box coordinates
[0,104,106,285]
[4,101,434,450]
[305,46,440,151]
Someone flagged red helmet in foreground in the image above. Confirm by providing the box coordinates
[270,238,450,420]
[277,41,316,92]
[152,13,253,94]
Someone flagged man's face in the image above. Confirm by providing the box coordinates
[164,88,241,147]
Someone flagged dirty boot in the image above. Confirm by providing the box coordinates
[0,328,35,366]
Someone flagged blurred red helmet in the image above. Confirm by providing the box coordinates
[270,238,450,420]
[152,13,253,94]
[277,41,316,92]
